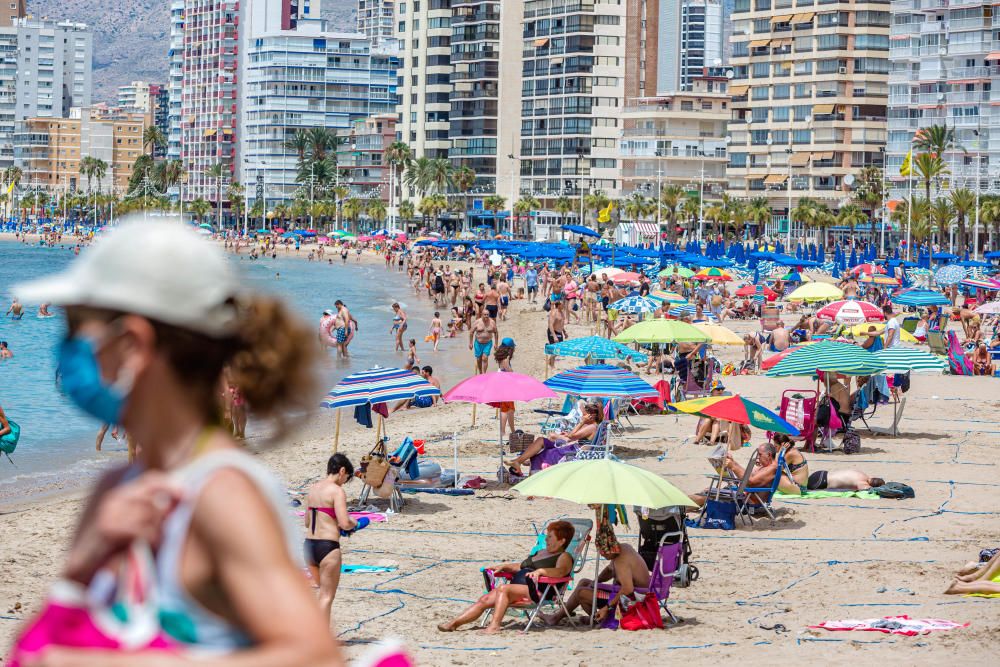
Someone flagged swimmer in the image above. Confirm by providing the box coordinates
[0,341,11,359]
[38,303,53,317]
[6,298,24,319]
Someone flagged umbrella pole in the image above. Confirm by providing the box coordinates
[472,404,477,427]
[590,507,602,627]
[453,430,459,489]
[333,408,341,453]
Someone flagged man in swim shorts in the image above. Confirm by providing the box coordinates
[470,312,498,373]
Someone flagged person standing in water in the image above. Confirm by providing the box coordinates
[11,219,343,663]
[303,454,365,624]
[390,302,408,351]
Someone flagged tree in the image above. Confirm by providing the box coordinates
[583,190,611,232]
[909,197,932,245]
[189,198,211,223]
[513,195,540,238]
[913,124,962,159]
[836,203,867,238]
[417,194,447,226]
[398,200,415,224]
[366,198,387,225]
[791,198,818,243]
[228,181,245,227]
[404,156,432,196]
[452,165,476,231]
[949,188,976,253]
[622,192,651,224]
[483,194,506,229]
[142,125,166,157]
[554,195,574,229]
[306,127,338,162]
[342,197,363,234]
[681,192,701,238]
[914,152,948,203]
[930,197,954,247]
[206,163,227,230]
[283,130,310,162]
[854,165,884,214]
[728,199,749,240]
[980,195,1000,251]
[704,202,725,239]
[425,158,453,195]
[660,185,684,242]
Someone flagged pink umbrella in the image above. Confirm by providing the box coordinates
[444,372,557,473]
[816,299,884,325]
[610,271,642,285]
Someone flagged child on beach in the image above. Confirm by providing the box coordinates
[429,312,443,351]
[406,338,420,370]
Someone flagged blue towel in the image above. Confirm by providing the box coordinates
[354,404,373,428]
[341,564,397,574]
[391,437,420,480]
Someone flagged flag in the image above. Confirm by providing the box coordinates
[5,181,13,195]
[598,201,613,224]
[899,150,912,177]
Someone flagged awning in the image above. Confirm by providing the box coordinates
[772,39,792,47]
[534,38,549,47]
[813,104,836,114]
[222,129,233,135]
[550,57,564,65]
[788,153,810,166]
[814,152,835,160]
[764,174,788,184]
[771,14,794,23]
[749,39,770,48]
[791,12,815,22]
[729,85,749,96]
[635,222,659,237]
[986,51,1000,60]
[203,129,217,137]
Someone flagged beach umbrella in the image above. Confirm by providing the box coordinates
[779,271,810,282]
[610,271,643,285]
[859,274,900,286]
[693,267,732,281]
[692,323,744,346]
[935,264,966,285]
[766,341,887,377]
[544,364,658,399]
[613,319,711,344]
[761,343,817,371]
[959,277,998,291]
[667,304,698,318]
[608,295,659,314]
[322,366,442,451]
[975,300,1000,315]
[816,300,884,325]
[850,263,884,276]
[891,289,950,307]
[591,266,626,279]
[512,458,695,508]
[669,394,800,435]
[845,322,918,344]
[787,282,844,302]
[544,335,648,363]
[735,284,778,300]
[872,348,947,374]
[444,371,557,471]
[658,265,695,278]
[849,247,858,267]
[649,289,687,304]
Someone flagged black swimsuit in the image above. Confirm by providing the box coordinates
[304,507,341,566]
[511,551,572,603]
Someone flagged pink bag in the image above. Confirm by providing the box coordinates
[7,543,177,666]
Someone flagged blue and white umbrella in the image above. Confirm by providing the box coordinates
[668,304,697,317]
[322,366,440,409]
[935,264,967,286]
[544,335,648,363]
[891,289,951,307]
[544,364,658,399]
[608,296,659,314]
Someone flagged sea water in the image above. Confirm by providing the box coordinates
[0,241,457,501]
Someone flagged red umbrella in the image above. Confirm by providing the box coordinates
[610,272,642,285]
[816,299,884,325]
[850,263,885,276]
[735,284,778,300]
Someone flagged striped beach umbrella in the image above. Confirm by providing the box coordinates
[761,343,817,370]
[975,300,1000,315]
[891,289,950,307]
[609,295,659,314]
[850,263,884,276]
[766,341,887,377]
[780,271,810,282]
[669,394,800,435]
[649,289,687,304]
[544,335,648,363]
[658,265,695,278]
[668,304,698,318]
[693,267,732,281]
[816,299,884,325]
[322,366,441,409]
[544,364,658,399]
[872,348,947,374]
[960,277,999,290]
[610,271,643,285]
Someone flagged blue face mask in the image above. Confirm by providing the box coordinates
[57,336,132,424]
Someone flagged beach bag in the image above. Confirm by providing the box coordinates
[7,542,177,667]
[842,428,861,455]
[619,593,663,631]
[497,464,524,485]
[0,419,20,458]
[360,441,391,488]
[595,513,621,558]
[508,430,534,453]
[872,482,915,500]
[894,372,911,394]
[698,499,736,530]
[816,396,832,428]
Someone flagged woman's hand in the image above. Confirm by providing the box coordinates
[65,472,180,583]
[526,570,543,582]
[595,606,610,621]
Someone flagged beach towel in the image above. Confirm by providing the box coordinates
[809,615,969,636]
[341,565,397,574]
[775,489,879,500]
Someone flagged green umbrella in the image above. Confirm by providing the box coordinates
[872,347,947,374]
[512,458,696,508]
[765,340,886,377]
[613,319,710,345]
[658,265,695,278]
[332,230,350,237]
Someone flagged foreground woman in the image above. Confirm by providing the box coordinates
[11,220,342,665]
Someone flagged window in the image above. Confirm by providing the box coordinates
[592,158,616,168]
[773,106,790,121]
[681,100,694,110]
[752,107,768,122]
[398,21,405,32]
[794,105,811,120]
[752,62,769,77]
[751,130,769,145]
[774,84,790,99]
[752,87,769,100]
[792,129,811,144]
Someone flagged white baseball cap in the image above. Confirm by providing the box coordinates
[14,216,241,337]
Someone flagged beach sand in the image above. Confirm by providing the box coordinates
[2,247,999,663]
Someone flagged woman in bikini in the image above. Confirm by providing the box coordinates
[390,302,407,351]
[774,432,807,494]
[303,454,360,623]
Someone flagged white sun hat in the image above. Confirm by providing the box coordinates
[14,216,240,337]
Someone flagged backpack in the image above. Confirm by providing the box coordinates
[0,419,20,460]
[842,428,861,455]
[816,396,832,428]
[871,482,915,500]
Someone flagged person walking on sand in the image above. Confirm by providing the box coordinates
[497,275,512,321]
[303,454,366,622]
[391,302,408,351]
[493,338,517,441]
[9,219,343,664]
[470,311,498,373]
[547,298,566,369]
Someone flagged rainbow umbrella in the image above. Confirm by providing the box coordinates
[668,394,800,435]
[693,267,732,281]
[649,289,688,304]
[858,274,900,286]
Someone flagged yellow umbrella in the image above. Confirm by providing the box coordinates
[846,322,918,344]
[512,458,696,507]
[692,323,744,346]
[787,282,844,302]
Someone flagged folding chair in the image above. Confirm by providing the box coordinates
[697,449,758,528]
[573,420,614,461]
[481,517,593,632]
[595,540,684,626]
[927,331,948,356]
[769,389,818,451]
[731,449,787,524]
[870,395,907,437]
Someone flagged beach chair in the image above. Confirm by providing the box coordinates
[480,517,593,632]
[769,389,818,452]
[682,359,714,399]
[697,449,759,528]
[732,449,787,524]
[927,331,948,356]
[573,420,614,461]
[760,306,782,332]
[594,540,684,626]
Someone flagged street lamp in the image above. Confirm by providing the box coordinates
[507,152,521,236]
[973,125,982,259]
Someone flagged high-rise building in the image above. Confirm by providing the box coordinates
[0,0,24,27]
[886,2,998,200]
[240,28,399,202]
[726,1,890,235]
[656,0,724,93]
[118,81,170,156]
[519,0,627,207]
[337,113,397,201]
[359,0,396,45]
[167,0,185,162]
[0,18,92,169]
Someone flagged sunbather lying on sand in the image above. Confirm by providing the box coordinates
[945,550,1000,596]
[806,469,884,491]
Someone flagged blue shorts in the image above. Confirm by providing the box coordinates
[474,339,494,359]
[412,395,434,408]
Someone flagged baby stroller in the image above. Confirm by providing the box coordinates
[634,506,698,588]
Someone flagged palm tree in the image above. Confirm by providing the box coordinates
[913,124,962,159]
[483,194,506,229]
[583,190,611,232]
[660,185,684,242]
[914,152,948,203]
[791,198,817,243]
[228,181,245,228]
[554,195,574,229]
[418,194,448,227]
[512,195,540,238]
[366,198,387,225]
[426,158,453,195]
[189,198,211,224]
[930,197,954,247]
[949,188,976,253]
[854,165,884,215]
[909,197,932,245]
[704,202,725,239]
[307,127,337,162]
[142,125,166,157]
[398,200,415,225]
[681,192,700,239]
[206,163,227,230]
[622,192,650,223]
[342,197,363,234]
[728,199,749,240]
[980,195,1000,251]
[836,203,867,238]
[404,156,431,196]
[453,165,476,231]
[284,130,310,163]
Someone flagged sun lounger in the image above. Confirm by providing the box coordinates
[481,518,593,632]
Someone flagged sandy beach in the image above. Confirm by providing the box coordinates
[2,243,999,663]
